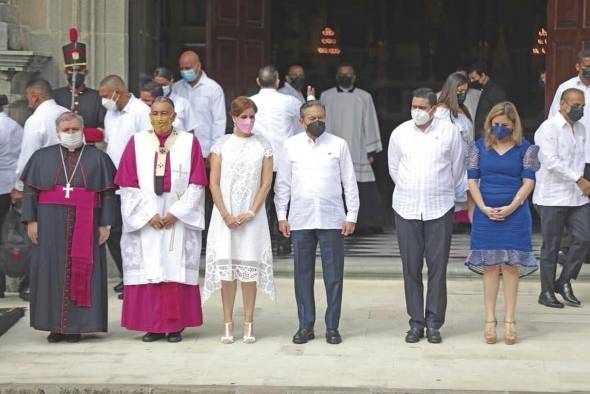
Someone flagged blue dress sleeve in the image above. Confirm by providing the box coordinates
[521,143,540,180]
[467,141,480,179]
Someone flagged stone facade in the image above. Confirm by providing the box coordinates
[0,0,129,124]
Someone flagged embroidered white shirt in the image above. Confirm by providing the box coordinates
[104,94,152,168]
[548,76,590,162]
[533,112,588,207]
[172,71,226,157]
[274,131,359,230]
[250,88,303,171]
[388,118,466,220]
[15,99,69,191]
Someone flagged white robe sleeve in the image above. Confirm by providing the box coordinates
[119,187,159,232]
[168,184,205,230]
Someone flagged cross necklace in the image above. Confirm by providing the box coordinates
[59,144,86,198]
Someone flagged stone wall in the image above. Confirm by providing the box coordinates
[0,0,129,124]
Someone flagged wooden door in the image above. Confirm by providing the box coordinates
[207,0,271,103]
[546,0,590,111]
[160,0,207,79]
[128,0,162,94]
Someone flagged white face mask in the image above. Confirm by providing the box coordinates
[59,131,84,150]
[101,91,119,111]
[411,108,431,126]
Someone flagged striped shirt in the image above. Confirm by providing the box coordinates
[388,117,466,221]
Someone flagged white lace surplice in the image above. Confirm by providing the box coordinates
[203,134,275,302]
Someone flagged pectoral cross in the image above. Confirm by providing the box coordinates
[63,183,74,199]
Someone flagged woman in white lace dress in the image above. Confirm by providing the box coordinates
[204,96,275,344]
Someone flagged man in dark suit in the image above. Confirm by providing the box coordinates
[468,61,507,136]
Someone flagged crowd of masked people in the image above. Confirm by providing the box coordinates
[0,33,589,347]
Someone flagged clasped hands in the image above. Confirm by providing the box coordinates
[481,204,517,221]
[149,213,178,230]
[223,211,255,229]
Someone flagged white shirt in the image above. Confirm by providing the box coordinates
[388,117,466,221]
[104,94,151,168]
[172,71,226,157]
[250,88,302,171]
[548,75,590,162]
[533,112,588,207]
[274,132,359,230]
[0,112,23,194]
[15,99,69,191]
[169,92,196,132]
[279,82,305,103]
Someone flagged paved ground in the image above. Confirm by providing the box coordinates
[1,274,589,393]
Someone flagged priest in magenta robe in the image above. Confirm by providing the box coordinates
[115,96,208,343]
[21,112,117,343]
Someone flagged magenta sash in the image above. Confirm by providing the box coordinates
[38,185,99,307]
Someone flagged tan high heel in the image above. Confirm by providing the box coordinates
[221,322,234,344]
[243,321,256,344]
[484,320,497,344]
[504,321,517,345]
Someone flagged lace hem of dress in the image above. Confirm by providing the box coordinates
[465,249,538,278]
[202,247,276,303]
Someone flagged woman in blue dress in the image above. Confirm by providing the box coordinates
[465,102,540,345]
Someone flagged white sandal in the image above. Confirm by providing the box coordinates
[242,321,256,344]
[221,322,234,344]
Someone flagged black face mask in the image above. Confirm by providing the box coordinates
[457,91,467,105]
[289,76,305,90]
[336,75,354,89]
[567,105,584,122]
[67,73,86,88]
[306,120,325,137]
[581,68,590,80]
[469,81,482,90]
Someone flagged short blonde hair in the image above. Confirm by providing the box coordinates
[483,101,523,149]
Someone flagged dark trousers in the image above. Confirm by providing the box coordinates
[394,208,454,330]
[106,194,123,276]
[291,229,344,330]
[536,204,590,293]
[0,194,29,295]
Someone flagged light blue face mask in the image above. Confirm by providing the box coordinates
[180,69,197,82]
[162,85,171,96]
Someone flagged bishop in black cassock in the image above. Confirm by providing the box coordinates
[20,113,116,343]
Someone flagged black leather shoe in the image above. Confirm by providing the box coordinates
[142,332,166,342]
[47,332,66,343]
[556,282,581,307]
[66,334,82,343]
[538,291,564,308]
[326,329,342,344]
[167,331,183,343]
[292,328,314,344]
[426,328,442,344]
[113,281,124,293]
[404,328,424,343]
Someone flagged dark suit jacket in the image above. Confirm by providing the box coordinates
[473,80,507,137]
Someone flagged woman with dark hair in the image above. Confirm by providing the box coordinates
[435,72,474,225]
[203,96,275,344]
[152,66,195,133]
[465,101,539,345]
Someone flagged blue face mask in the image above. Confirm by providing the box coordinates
[162,85,171,96]
[491,125,512,140]
[180,69,197,83]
